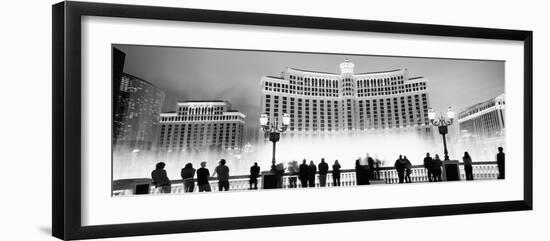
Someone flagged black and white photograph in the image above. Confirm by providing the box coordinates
[112,45,506,196]
[3,0,546,240]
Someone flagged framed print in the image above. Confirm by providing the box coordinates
[52,1,533,240]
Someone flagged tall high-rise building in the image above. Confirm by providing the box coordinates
[458,93,505,142]
[260,60,433,137]
[112,47,126,145]
[112,47,126,122]
[113,73,166,151]
[158,100,245,152]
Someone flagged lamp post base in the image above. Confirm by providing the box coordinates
[261,171,279,189]
[442,160,461,181]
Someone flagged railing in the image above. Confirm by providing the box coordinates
[113,161,499,196]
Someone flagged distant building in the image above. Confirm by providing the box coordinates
[458,93,505,140]
[112,47,126,120]
[158,100,245,152]
[113,73,165,151]
[458,93,505,159]
[260,60,433,137]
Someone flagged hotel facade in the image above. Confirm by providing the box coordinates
[260,60,433,137]
[458,94,505,157]
[158,100,245,152]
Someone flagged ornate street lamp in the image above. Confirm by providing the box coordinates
[260,113,290,170]
[428,107,455,161]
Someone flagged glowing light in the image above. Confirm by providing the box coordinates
[447,107,455,119]
[282,113,290,126]
[260,113,268,126]
[428,108,436,120]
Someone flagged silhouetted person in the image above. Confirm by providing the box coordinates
[151,162,171,194]
[355,159,362,185]
[318,158,329,187]
[249,162,260,190]
[364,160,371,184]
[394,155,406,183]
[181,163,196,193]
[366,153,375,181]
[404,155,412,183]
[355,158,370,185]
[373,156,382,180]
[463,152,474,180]
[497,147,505,179]
[288,161,299,188]
[423,153,434,182]
[213,159,230,191]
[197,161,211,192]
[432,154,443,181]
[308,161,317,187]
[299,159,309,187]
[332,160,341,186]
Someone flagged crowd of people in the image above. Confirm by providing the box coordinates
[151,159,230,193]
[150,147,506,193]
[294,158,345,188]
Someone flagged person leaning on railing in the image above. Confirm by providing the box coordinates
[431,154,443,182]
[394,155,406,184]
[212,159,230,191]
[373,156,381,180]
[151,162,171,194]
[462,152,474,181]
[299,159,309,188]
[318,158,329,187]
[181,163,196,192]
[404,156,412,183]
[249,162,260,190]
[196,161,211,192]
[355,159,362,185]
[423,153,434,182]
[366,154,375,181]
[332,160,341,186]
[308,161,317,187]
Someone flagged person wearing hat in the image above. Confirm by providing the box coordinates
[213,159,230,191]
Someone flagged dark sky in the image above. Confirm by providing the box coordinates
[115,44,504,142]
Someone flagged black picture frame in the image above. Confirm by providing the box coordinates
[52,1,533,240]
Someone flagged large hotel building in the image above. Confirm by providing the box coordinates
[260,60,432,137]
[458,93,505,144]
[158,100,245,152]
